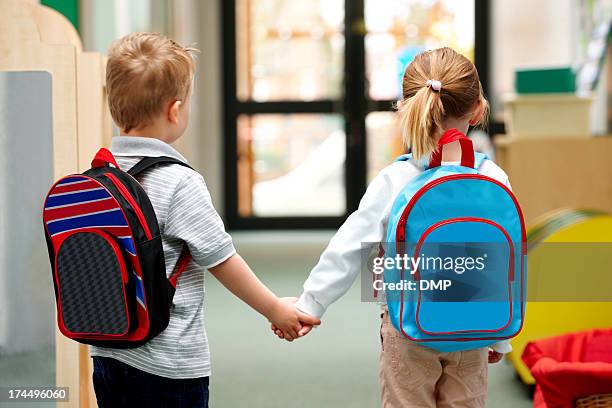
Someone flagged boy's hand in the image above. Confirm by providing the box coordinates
[208,255,320,341]
[268,297,320,341]
[270,297,318,341]
[271,323,315,340]
[488,349,504,364]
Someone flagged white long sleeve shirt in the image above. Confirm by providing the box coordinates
[296,158,513,353]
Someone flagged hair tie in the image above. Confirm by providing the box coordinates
[426,79,442,92]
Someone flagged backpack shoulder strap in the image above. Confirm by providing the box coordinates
[395,153,429,171]
[395,153,412,162]
[128,156,193,177]
[127,156,194,287]
[474,152,488,170]
[396,150,489,170]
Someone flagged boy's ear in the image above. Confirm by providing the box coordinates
[167,100,182,124]
[469,100,485,126]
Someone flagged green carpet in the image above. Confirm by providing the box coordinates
[205,232,533,407]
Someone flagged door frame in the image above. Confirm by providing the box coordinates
[221,0,492,230]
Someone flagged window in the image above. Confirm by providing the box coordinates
[222,0,489,229]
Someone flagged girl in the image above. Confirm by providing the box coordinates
[277,47,511,407]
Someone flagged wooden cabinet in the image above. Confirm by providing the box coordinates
[495,136,612,224]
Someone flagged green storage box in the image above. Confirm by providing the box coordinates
[515,67,576,94]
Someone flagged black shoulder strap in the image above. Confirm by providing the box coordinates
[128,156,193,177]
[127,156,194,288]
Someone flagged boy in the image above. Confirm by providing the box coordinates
[90,32,319,408]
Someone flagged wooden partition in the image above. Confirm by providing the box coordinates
[495,136,612,224]
[0,1,111,406]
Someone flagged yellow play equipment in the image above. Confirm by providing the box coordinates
[507,208,612,384]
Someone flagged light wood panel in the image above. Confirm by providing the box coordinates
[495,136,612,224]
[0,1,111,406]
[77,52,112,170]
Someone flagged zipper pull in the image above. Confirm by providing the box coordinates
[397,218,406,242]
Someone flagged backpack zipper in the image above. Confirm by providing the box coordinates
[396,174,526,246]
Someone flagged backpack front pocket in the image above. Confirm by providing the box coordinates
[411,217,514,336]
[54,229,133,337]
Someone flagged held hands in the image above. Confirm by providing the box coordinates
[267,297,321,342]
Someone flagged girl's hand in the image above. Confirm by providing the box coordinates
[208,255,320,341]
[271,322,315,339]
[268,297,320,341]
[488,349,504,364]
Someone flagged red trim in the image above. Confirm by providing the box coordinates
[51,179,101,194]
[396,174,527,244]
[54,229,131,338]
[105,173,153,240]
[91,148,120,169]
[411,217,515,281]
[411,217,514,336]
[169,249,192,288]
[394,174,526,343]
[49,226,132,242]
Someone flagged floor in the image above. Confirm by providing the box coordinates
[0,231,534,407]
[205,232,533,407]
[0,346,55,407]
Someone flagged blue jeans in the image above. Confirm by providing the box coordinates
[92,356,209,408]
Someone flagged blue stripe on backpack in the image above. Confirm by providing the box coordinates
[384,129,527,352]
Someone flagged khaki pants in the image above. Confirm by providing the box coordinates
[379,312,488,408]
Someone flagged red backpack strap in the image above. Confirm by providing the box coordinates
[91,148,120,169]
[428,129,475,169]
[168,245,192,288]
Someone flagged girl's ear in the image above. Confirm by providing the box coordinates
[167,100,182,124]
[468,99,485,126]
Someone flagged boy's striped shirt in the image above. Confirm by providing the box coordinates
[90,136,235,379]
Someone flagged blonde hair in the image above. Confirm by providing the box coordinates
[106,32,198,133]
[397,47,489,160]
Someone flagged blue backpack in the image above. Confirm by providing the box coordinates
[384,129,526,352]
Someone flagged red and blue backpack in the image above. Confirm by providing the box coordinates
[43,148,192,348]
[384,129,527,352]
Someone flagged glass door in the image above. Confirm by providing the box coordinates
[222,0,486,229]
[223,0,348,229]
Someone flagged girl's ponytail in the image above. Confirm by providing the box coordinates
[397,84,445,160]
[398,47,488,161]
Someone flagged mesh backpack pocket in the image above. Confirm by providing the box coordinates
[55,230,134,336]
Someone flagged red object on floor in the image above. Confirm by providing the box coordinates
[522,329,612,408]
